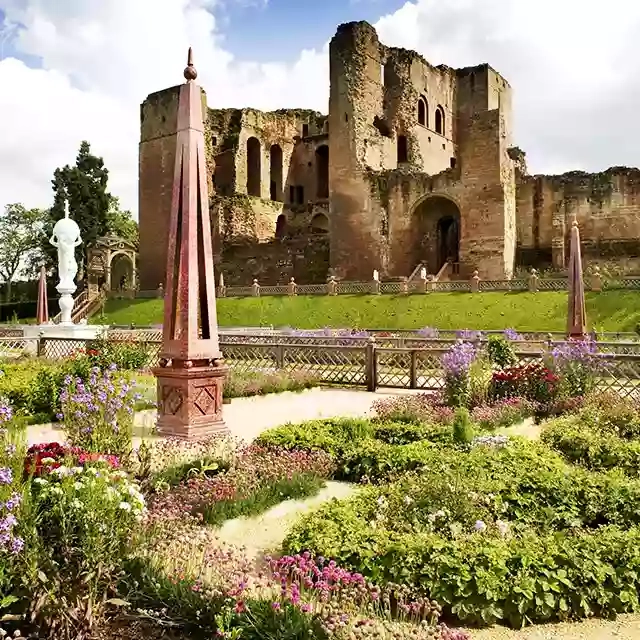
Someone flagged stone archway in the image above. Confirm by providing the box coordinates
[110,252,135,291]
[87,234,138,299]
[411,196,460,275]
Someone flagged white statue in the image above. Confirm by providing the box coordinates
[373,269,379,282]
[420,266,427,280]
[50,201,82,324]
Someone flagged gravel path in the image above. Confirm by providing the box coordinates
[26,387,407,446]
[467,615,640,639]
[214,480,357,561]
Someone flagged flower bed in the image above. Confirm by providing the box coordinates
[147,444,335,527]
[283,439,640,628]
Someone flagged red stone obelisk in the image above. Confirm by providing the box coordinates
[567,216,588,339]
[153,48,228,439]
[36,266,49,325]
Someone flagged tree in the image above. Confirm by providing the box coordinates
[106,196,139,246]
[0,204,47,301]
[42,141,111,271]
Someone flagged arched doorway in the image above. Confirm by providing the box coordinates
[275,214,287,239]
[310,213,329,234]
[270,144,283,201]
[315,145,329,199]
[110,252,135,291]
[411,196,460,275]
[246,137,261,197]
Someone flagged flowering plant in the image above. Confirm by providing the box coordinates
[491,361,558,403]
[550,339,609,397]
[24,441,119,478]
[417,326,440,339]
[441,341,477,407]
[59,364,140,457]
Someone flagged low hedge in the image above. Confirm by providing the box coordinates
[256,418,452,482]
[283,441,640,627]
[542,417,640,475]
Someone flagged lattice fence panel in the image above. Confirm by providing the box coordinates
[295,284,327,295]
[40,338,88,360]
[480,280,528,292]
[597,357,640,399]
[376,349,413,388]
[0,337,34,359]
[258,285,289,295]
[220,343,279,374]
[433,281,471,292]
[0,328,25,338]
[225,286,254,297]
[536,279,568,291]
[415,350,447,390]
[604,279,640,290]
[380,282,403,294]
[280,346,366,385]
[336,281,374,294]
[107,329,163,342]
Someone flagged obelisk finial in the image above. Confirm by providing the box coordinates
[64,199,70,219]
[184,47,197,82]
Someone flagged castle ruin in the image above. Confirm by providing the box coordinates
[138,21,640,290]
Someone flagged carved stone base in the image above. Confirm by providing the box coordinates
[153,364,229,440]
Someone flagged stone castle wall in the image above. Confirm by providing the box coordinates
[138,21,640,291]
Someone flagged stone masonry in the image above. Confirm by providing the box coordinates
[138,20,640,290]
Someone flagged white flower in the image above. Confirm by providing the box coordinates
[434,510,446,518]
[403,495,413,506]
[118,501,131,511]
[496,520,510,536]
[71,499,82,509]
[377,495,386,507]
[33,478,48,485]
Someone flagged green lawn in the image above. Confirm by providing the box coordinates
[95,290,640,332]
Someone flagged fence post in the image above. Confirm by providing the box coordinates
[365,337,377,392]
[528,268,539,293]
[252,279,260,297]
[371,270,381,295]
[400,276,408,295]
[470,270,480,293]
[410,350,418,389]
[275,344,284,369]
[327,276,337,296]
[157,283,164,299]
[37,333,45,358]
[590,266,602,292]
[287,277,297,296]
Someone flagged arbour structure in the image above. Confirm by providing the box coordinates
[139,21,640,290]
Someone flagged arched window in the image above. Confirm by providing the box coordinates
[397,135,408,164]
[417,96,428,127]
[269,144,283,202]
[435,106,445,135]
[315,145,329,199]
[275,214,287,239]
[310,213,329,234]
[246,137,261,197]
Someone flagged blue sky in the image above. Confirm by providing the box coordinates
[209,0,408,62]
[0,1,409,67]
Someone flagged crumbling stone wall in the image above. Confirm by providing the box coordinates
[139,20,640,289]
[517,167,640,269]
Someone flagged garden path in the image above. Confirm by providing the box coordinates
[25,387,409,446]
[468,614,640,639]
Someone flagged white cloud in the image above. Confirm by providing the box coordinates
[1,0,640,216]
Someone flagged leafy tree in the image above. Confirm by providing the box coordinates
[42,140,111,271]
[106,196,138,246]
[0,204,48,300]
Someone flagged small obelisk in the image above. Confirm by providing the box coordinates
[567,215,587,339]
[153,48,228,439]
[36,267,49,325]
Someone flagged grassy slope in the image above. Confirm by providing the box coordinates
[96,291,640,332]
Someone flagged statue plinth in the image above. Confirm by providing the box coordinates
[153,361,228,439]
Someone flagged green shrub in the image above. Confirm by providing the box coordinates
[452,408,474,444]
[223,369,319,399]
[486,335,517,368]
[283,440,640,627]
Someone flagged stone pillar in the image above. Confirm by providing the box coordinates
[470,270,480,293]
[153,49,228,440]
[218,272,226,298]
[252,279,260,297]
[288,277,297,296]
[419,267,427,293]
[157,283,164,299]
[528,268,539,293]
[371,270,381,295]
[400,276,408,295]
[590,266,602,292]
[327,275,337,295]
[426,275,436,293]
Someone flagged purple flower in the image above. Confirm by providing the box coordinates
[474,520,487,532]
[418,327,440,339]
[503,328,522,341]
[442,341,477,377]
[0,468,12,485]
[271,602,281,611]
[10,536,24,554]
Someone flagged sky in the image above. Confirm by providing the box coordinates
[1,0,640,217]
